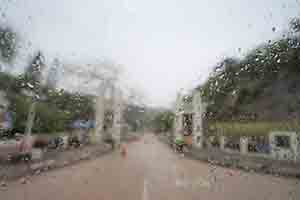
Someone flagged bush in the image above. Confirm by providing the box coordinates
[209,121,300,137]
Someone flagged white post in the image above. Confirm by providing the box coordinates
[93,82,106,144]
[291,133,298,163]
[174,92,182,141]
[192,92,207,149]
[112,88,122,146]
[220,136,226,151]
[240,137,248,155]
[23,100,36,153]
[25,101,36,137]
[175,114,183,139]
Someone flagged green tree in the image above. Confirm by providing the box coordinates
[0,70,95,134]
[0,27,17,63]
[23,51,46,92]
[152,111,175,133]
[289,17,300,33]
[199,16,300,122]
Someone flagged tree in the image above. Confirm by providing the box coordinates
[198,16,300,122]
[0,69,96,134]
[289,17,300,33]
[123,104,148,131]
[24,51,46,90]
[0,27,17,63]
[152,111,175,133]
[22,51,46,137]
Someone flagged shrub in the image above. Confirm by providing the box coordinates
[209,121,300,137]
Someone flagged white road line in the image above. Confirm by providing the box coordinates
[143,178,149,200]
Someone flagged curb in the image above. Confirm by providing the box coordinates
[158,135,300,179]
[0,146,113,183]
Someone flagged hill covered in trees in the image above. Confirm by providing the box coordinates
[198,17,300,123]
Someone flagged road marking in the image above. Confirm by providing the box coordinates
[143,179,149,200]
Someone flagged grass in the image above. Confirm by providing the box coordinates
[208,121,300,137]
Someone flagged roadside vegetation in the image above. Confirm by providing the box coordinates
[0,27,94,135]
[0,70,94,134]
[151,110,174,133]
[197,17,300,136]
[209,121,300,137]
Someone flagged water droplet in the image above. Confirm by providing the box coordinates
[269,12,273,18]
[27,82,34,88]
[282,3,287,9]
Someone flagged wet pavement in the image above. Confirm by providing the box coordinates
[1,133,299,200]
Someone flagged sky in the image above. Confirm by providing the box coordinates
[0,0,299,107]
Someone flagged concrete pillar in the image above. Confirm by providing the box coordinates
[92,83,106,144]
[193,135,203,148]
[24,101,36,153]
[220,136,226,151]
[269,133,276,159]
[192,113,201,147]
[290,133,298,162]
[25,101,36,137]
[240,137,248,155]
[191,92,207,149]
[297,134,300,161]
[112,88,122,146]
[174,114,183,140]
[177,115,183,132]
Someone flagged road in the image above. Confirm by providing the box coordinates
[1,133,299,200]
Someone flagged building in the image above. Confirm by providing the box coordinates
[173,87,300,162]
[173,89,207,148]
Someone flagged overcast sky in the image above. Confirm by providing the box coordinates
[0,0,299,107]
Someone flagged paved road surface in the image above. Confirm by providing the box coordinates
[1,134,299,200]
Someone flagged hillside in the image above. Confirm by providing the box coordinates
[198,18,300,122]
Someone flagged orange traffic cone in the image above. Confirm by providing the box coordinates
[120,143,128,158]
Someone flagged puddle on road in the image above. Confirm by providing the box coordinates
[172,164,214,190]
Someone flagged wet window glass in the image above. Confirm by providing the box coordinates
[0,0,300,200]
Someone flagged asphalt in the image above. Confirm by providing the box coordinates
[1,133,299,200]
